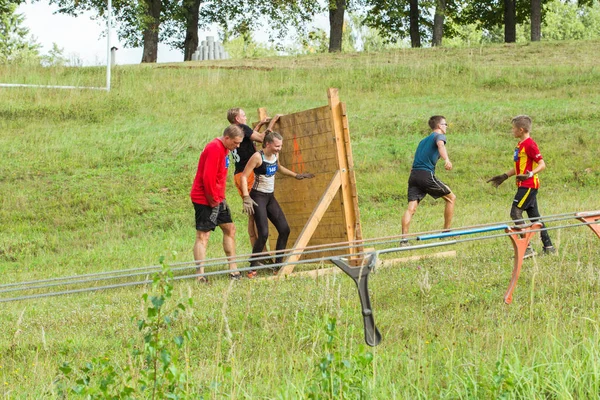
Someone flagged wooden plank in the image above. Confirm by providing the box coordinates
[278,171,342,276]
[341,102,364,246]
[328,88,354,247]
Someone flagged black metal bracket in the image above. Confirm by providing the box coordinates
[331,253,382,347]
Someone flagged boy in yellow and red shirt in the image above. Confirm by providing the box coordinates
[487,115,556,257]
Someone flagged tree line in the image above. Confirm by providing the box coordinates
[1,0,599,64]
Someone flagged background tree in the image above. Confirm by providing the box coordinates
[531,0,541,41]
[456,0,548,43]
[329,0,345,52]
[364,0,457,47]
[432,0,445,46]
[49,0,178,63]
[0,0,40,63]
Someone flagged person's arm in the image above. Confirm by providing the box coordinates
[201,149,221,207]
[516,159,546,181]
[278,161,314,180]
[240,153,261,197]
[250,118,268,142]
[240,153,261,214]
[487,167,516,188]
[436,140,452,171]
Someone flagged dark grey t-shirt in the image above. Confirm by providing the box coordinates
[231,124,256,174]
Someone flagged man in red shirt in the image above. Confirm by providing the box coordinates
[487,115,556,257]
[191,125,244,281]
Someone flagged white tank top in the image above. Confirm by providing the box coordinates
[252,151,278,193]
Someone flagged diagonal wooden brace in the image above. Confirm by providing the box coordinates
[504,222,543,305]
[575,211,600,239]
[331,253,382,347]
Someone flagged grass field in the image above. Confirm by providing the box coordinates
[1,39,600,398]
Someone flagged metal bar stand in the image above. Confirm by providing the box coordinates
[576,211,600,239]
[504,223,543,304]
[331,253,382,347]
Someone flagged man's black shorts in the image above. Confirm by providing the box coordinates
[407,169,452,202]
[193,201,233,232]
[513,187,539,210]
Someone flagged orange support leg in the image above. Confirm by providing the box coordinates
[575,211,600,239]
[504,222,543,305]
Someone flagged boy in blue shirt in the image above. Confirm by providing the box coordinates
[401,116,456,241]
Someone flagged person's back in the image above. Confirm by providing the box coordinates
[412,132,446,172]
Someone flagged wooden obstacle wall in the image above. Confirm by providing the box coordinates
[257,88,363,274]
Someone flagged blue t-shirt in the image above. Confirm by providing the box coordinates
[412,132,446,173]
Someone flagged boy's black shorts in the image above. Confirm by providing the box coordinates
[407,169,452,202]
[513,187,539,210]
[193,201,233,232]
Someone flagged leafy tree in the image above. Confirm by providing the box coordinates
[41,42,69,66]
[0,0,40,63]
[49,0,178,63]
[363,0,436,47]
[456,0,552,43]
[542,0,600,40]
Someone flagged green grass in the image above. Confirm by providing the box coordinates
[1,39,600,398]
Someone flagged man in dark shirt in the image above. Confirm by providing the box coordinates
[228,108,280,247]
[401,115,456,241]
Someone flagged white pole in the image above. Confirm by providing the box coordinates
[106,0,112,91]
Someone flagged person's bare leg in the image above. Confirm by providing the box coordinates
[402,200,419,236]
[442,192,456,230]
[193,230,210,280]
[220,222,238,272]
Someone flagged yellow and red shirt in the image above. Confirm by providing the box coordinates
[514,137,542,189]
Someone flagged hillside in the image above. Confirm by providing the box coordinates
[1,40,600,397]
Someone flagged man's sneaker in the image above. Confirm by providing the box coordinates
[399,239,410,247]
[270,266,281,275]
[523,246,536,259]
[543,246,557,255]
[229,272,241,280]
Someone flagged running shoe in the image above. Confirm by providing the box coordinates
[523,246,536,259]
[542,246,557,255]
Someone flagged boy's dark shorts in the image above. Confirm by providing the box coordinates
[407,169,452,202]
[193,201,233,232]
[513,187,539,210]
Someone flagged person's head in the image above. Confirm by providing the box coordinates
[429,115,447,133]
[227,108,247,125]
[263,131,283,154]
[221,124,244,150]
[511,115,532,138]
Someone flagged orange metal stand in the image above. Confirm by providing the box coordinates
[576,211,600,239]
[504,223,543,304]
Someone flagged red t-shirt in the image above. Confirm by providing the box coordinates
[514,137,542,189]
[190,138,230,207]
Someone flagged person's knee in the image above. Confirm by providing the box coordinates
[221,223,236,238]
[445,192,456,203]
[510,206,524,223]
[280,224,291,239]
[195,230,210,245]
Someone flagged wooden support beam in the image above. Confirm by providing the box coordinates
[277,171,342,276]
[328,88,358,254]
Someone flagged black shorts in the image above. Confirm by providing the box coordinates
[513,187,538,210]
[193,201,233,232]
[407,169,452,202]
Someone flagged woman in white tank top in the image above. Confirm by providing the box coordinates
[240,132,314,277]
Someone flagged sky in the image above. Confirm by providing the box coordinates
[17,3,219,66]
